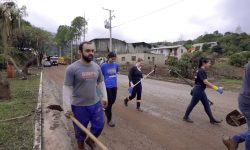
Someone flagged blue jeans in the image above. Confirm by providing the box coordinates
[232,99,250,150]
[184,86,215,121]
[71,101,105,141]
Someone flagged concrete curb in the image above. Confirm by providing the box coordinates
[33,72,43,150]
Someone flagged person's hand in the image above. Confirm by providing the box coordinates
[217,87,223,94]
[101,100,108,109]
[65,111,74,119]
[130,82,134,87]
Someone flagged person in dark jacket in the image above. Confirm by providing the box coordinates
[223,61,250,150]
[183,57,223,124]
[124,58,144,112]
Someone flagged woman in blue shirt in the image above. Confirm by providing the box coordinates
[101,52,119,127]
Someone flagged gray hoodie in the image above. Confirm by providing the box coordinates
[239,61,250,103]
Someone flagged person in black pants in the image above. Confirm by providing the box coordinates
[101,52,119,127]
[124,58,144,112]
[183,57,223,124]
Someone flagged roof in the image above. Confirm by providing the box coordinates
[151,45,183,50]
[90,38,126,43]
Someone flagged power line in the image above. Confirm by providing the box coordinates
[112,0,184,29]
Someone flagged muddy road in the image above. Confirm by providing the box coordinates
[41,65,246,150]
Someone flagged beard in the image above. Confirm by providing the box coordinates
[82,54,93,63]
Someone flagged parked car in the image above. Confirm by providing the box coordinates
[50,56,59,66]
[43,60,51,67]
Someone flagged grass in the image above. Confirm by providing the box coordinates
[218,77,242,90]
[0,73,40,150]
[213,62,231,69]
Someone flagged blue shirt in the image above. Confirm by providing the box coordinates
[101,62,119,88]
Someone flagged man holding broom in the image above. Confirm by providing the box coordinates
[63,41,108,150]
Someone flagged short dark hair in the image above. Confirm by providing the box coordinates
[107,52,116,59]
[79,41,92,51]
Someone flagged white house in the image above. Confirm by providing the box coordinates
[117,53,166,65]
[191,42,218,52]
[151,45,187,59]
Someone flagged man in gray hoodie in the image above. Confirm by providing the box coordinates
[223,61,250,150]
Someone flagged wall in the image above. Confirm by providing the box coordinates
[117,53,165,66]
[91,39,152,57]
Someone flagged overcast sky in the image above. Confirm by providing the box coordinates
[16,0,250,43]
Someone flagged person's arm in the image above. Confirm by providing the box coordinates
[116,63,120,74]
[63,66,75,117]
[97,66,108,108]
[128,66,135,86]
[97,81,108,108]
[63,85,73,117]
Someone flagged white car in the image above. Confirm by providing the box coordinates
[43,60,51,67]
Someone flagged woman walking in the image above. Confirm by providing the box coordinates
[183,57,223,124]
[124,58,144,112]
[101,52,119,127]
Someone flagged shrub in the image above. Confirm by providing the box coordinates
[229,51,250,67]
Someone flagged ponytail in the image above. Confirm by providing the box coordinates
[198,57,209,68]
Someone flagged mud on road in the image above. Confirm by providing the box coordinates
[41,65,246,150]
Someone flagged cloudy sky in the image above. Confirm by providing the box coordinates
[16,0,250,43]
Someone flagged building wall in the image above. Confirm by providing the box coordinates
[151,46,187,59]
[91,39,152,57]
[176,47,187,59]
[117,53,165,66]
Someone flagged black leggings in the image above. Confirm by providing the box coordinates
[105,87,117,122]
[129,83,142,108]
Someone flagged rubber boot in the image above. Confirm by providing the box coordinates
[222,136,238,150]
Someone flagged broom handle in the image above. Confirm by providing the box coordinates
[69,115,108,150]
[132,69,155,87]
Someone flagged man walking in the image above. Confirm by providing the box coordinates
[223,61,250,150]
[63,41,108,150]
[101,52,119,127]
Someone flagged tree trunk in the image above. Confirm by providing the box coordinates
[0,73,11,101]
[22,56,37,76]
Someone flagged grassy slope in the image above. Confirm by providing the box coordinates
[0,74,40,150]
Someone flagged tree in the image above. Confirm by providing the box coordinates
[0,1,27,55]
[71,16,88,43]
[55,25,74,56]
[211,45,223,54]
[235,25,242,34]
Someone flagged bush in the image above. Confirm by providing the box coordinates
[229,51,250,67]
[0,55,6,70]
[167,56,178,66]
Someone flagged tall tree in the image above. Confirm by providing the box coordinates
[71,16,88,43]
[55,25,74,56]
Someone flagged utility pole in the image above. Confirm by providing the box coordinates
[83,13,86,42]
[103,8,114,52]
[70,40,73,64]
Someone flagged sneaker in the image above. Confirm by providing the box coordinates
[222,136,238,150]
[210,119,223,124]
[85,137,96,150]
[108,120,115,127]
[77,140,85,150]
[183,116,194,123]
[137,108,143,112]
[124,98,128,107]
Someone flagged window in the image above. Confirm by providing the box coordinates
[122,57,125,61]
[181,49,183,53]
[131,56,136,61]
[161,50,163,54]
[148,57,150,60]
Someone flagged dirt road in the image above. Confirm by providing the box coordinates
[42,65,246,150]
